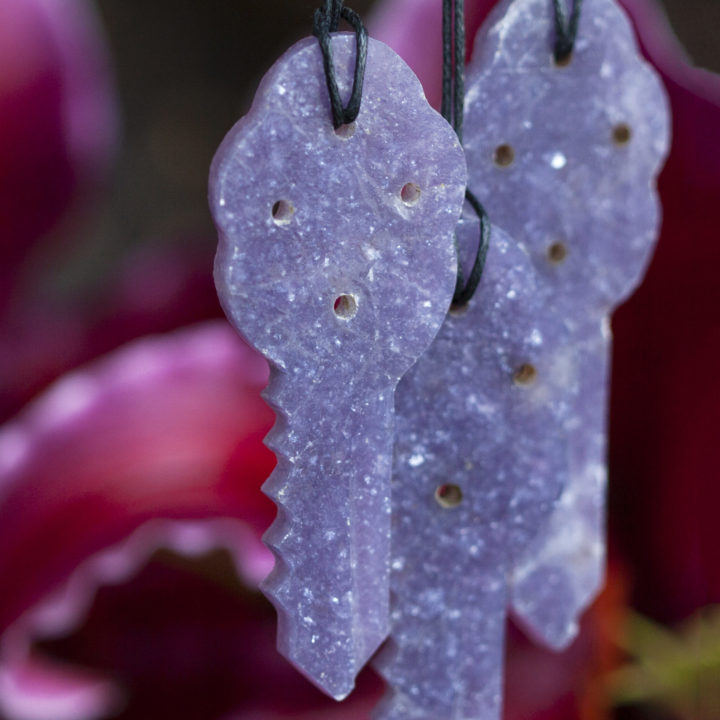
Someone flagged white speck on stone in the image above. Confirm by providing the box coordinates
[549,152,567,169]
[363,245,381,261]
[408,453,425,468]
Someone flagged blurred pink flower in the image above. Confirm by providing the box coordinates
[0,0,718,718]
[0,323,274,634]
[0,0,119,423]
[0,242,221,423]
[0,0,116,302]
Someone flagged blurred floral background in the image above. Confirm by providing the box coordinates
[0,0,719,718]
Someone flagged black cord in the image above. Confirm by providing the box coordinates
[553,0,583,63]
[441,0,465,143]
[312,0,368,128]
[453,190,490,308]
[442,0,487,308]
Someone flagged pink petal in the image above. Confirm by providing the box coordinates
[7,527,383,719]
[0,241,222,424]
[11,519,272,645]
[368,0,496,107]
[0,322,276,633]
[0,517,274,720]
[33,0,117,185]
[0,655,119,720]
[0,0,117,300]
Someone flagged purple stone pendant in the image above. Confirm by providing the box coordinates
[375,221,574,719]
[463,0,670,654]
[374,0,669,717]
[210,33,466,698]
[210,0,671,715]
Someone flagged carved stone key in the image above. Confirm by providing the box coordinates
[210,34,466,699]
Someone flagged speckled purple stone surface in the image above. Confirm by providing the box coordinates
[463,0,670,653]
[210,34,466,699]
[374,223,573,720]
[511,324,610,648]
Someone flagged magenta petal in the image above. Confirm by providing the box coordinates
[4,521,382,720]
[0,0,117,294]
[32,0,118,185]
[0,322,276,633]
[0,655,119,720]
[369,0,444,106]
[12,519,272,645]
[368,0,496,106]
[0,241,222,425]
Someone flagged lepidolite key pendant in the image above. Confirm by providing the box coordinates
[373,0,669,716]
[375,221,574,719]
[211,0,670,714]
[210,33,466,698]
[463,0,670,652]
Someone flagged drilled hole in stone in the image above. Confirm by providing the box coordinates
[335,122,356,139]
[612,123,632,146]
[553,52,573,68]
[547,242,568,264]
[401,182,421,206]
[449,302,469,317]
[333,294,358,320]
[435,483,463,509]
[513,363,538,386]
[272,200,294,225]
[493,144,515,168]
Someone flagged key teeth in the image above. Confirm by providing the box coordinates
[260,462,307,574]
[260,500,291,552]
[260,455,294,503]
[262,420,288,457]
[261,382,293,458]
[259,366,391,700]
[260,367,307,489]
[259,547,293,619]
[261,554,358,701]
[260,458,360,700]
[259,367,300,552]
[260,521,308,678]
[261,518,372,700]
